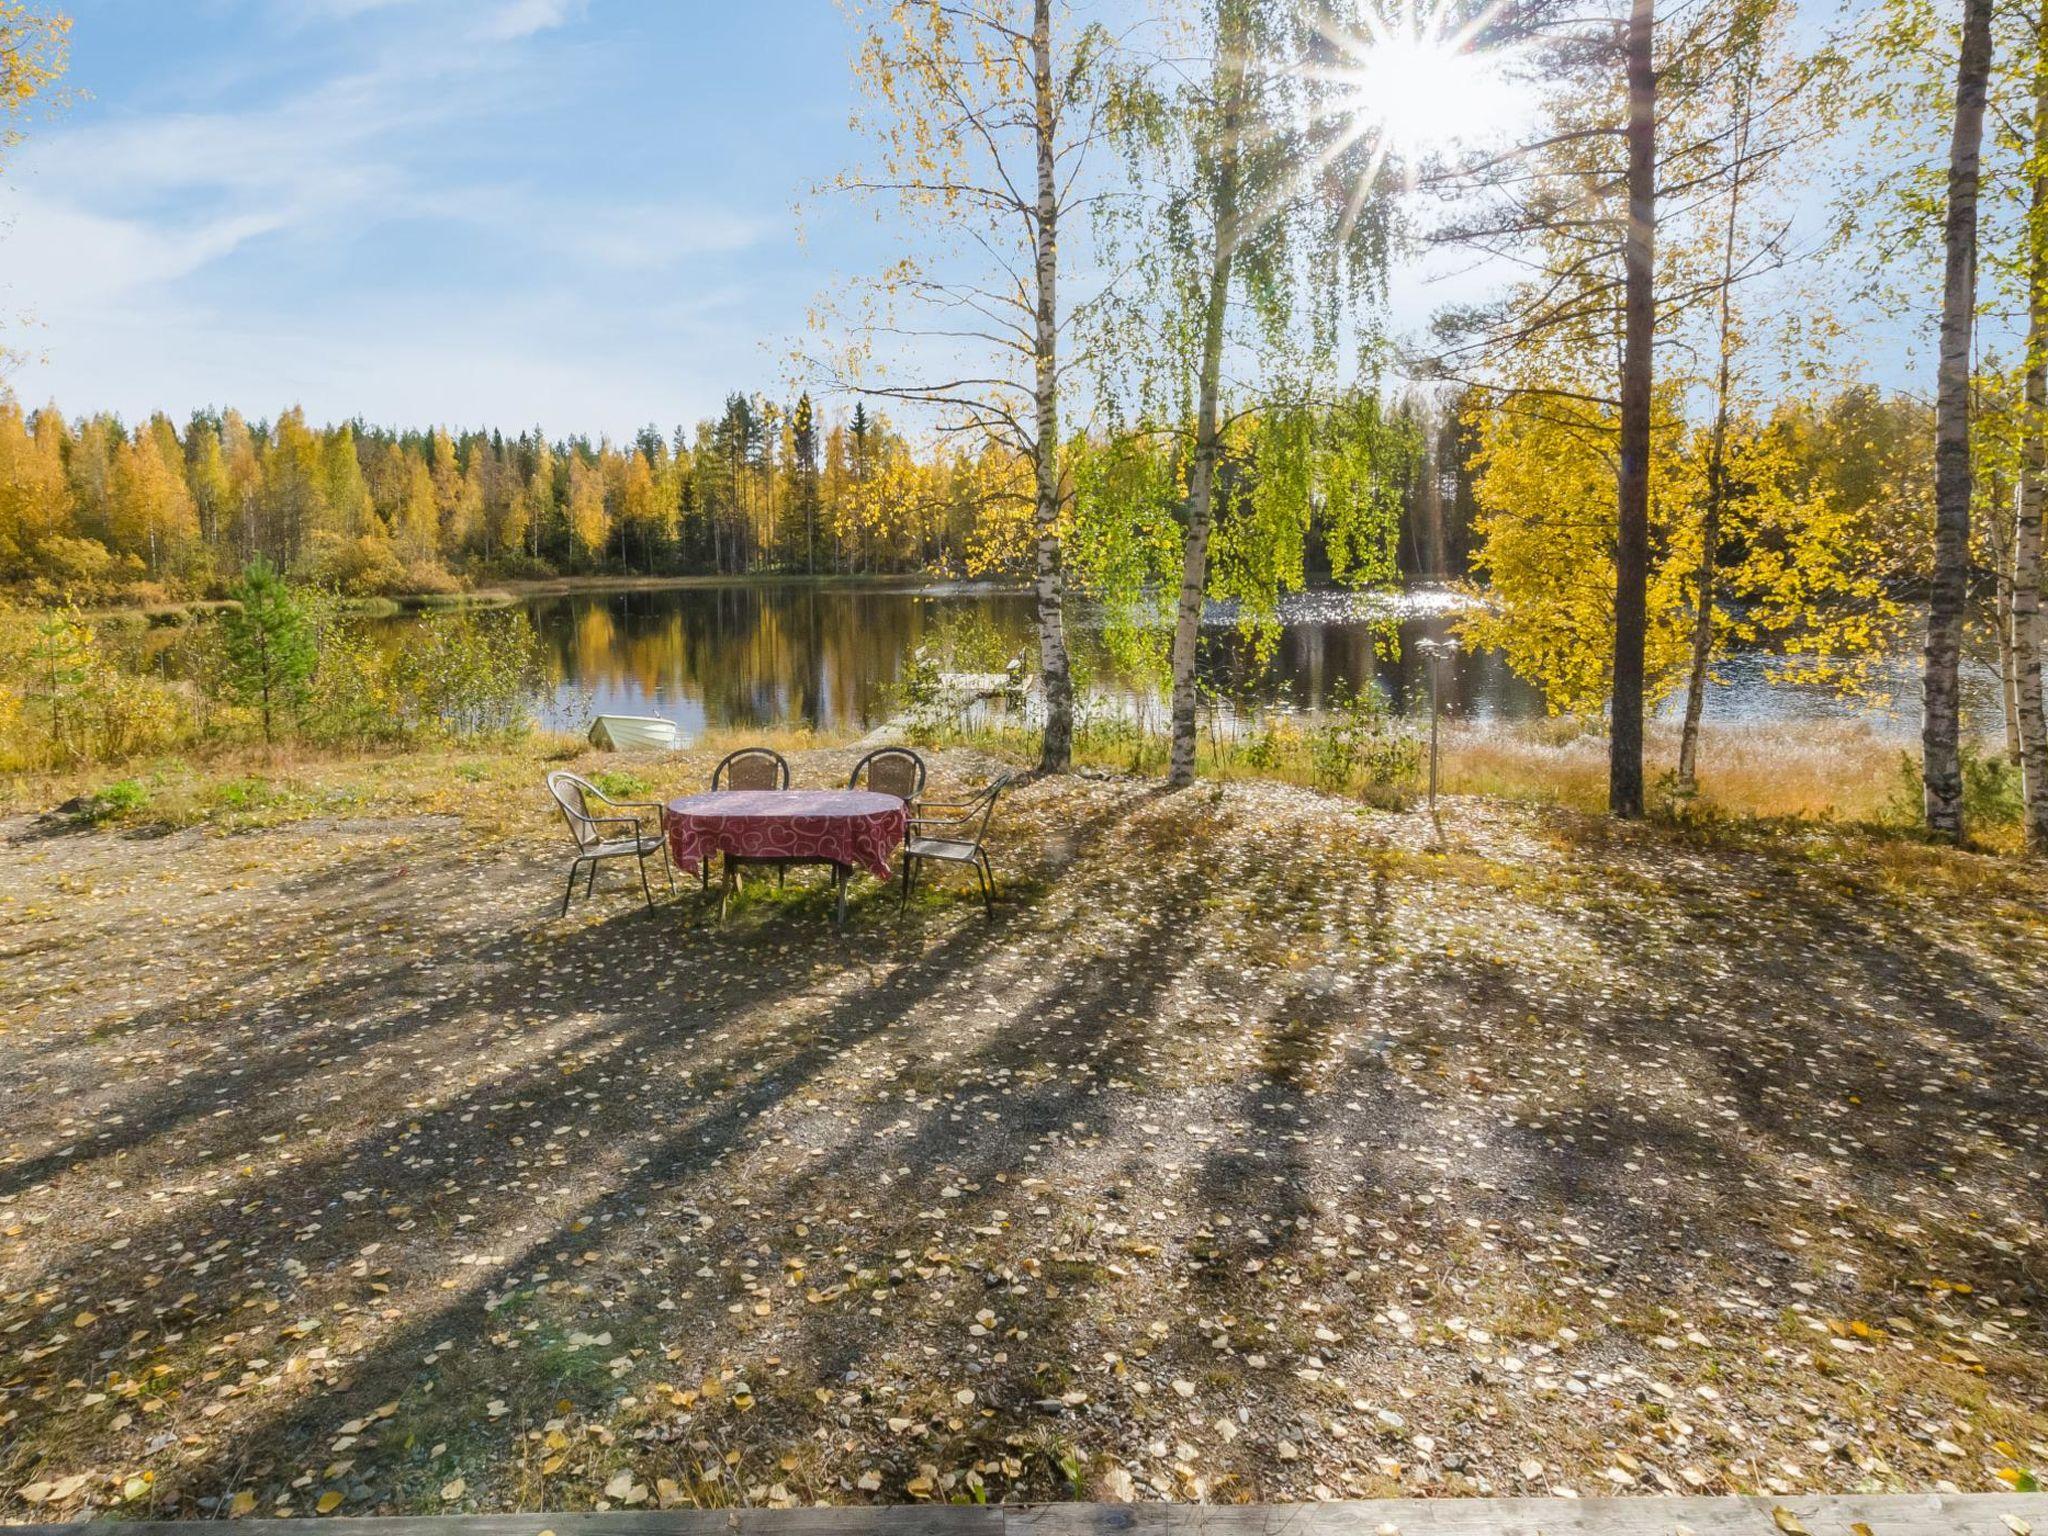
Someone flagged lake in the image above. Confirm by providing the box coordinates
[457,580,1995,741]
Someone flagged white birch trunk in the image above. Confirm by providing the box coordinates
[1167,47,1247,790]
[2015,11,2048,851]
[1925,0,1993,840]
[1677,73,1752,797]
[1031,0,1073,774]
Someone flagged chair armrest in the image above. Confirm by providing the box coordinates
[586,813,648,838]
[606,800,667,824]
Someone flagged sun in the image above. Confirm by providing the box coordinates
[1305,0,1527,218]
[1342,18,1501,159]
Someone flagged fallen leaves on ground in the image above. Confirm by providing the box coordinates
[1,744,2045,1516]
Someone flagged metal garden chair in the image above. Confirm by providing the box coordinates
[847,747,927,803]
[547,770,674,916]
[901,772,1014,919]
[705,746,793,892]
[712,747,792,792]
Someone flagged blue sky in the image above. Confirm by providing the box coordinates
[0,0,888,437]
[0,0,1921,441]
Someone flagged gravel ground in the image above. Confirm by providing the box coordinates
[2,747,2045,1517]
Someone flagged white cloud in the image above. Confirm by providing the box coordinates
[475,0,582,41]
[558,205,766,271]
[4,281,767,439]
[0,191,288,313]
[0,0,779,430]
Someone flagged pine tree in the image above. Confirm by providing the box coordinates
[221,557,315,746]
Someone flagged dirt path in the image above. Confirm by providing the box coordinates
[3,754,2045,1517]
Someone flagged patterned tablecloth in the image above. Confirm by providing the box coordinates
[663,789,908,882]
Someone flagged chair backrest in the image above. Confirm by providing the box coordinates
[848,747,926,801]
[546,771,606,853]
[943,773,1014,847]
[712,747,790,792]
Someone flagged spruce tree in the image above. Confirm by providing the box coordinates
[221,557,315,745]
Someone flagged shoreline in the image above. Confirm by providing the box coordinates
[64,570,1027,623]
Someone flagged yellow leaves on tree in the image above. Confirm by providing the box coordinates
[565,455,608,562]
[1461,395,1691,715]
[108,421,199,576]
[1462,391,1900,715]
[0,4,65,130]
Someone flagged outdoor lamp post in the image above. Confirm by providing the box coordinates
[1415,636,1459,816]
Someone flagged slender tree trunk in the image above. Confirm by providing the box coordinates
[1031,0,1074,773]
[1168,48,1246,790]
[1677,72,1753,796]
[1925,0,1993,840]
[1419,437,1446,578]
[2017,9,2048,851]
[1611,0,1655,818]
[1991,484,2020,760]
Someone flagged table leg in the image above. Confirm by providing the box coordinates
[835,863,848,927]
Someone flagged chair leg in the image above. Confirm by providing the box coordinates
[979,851,996,916]
[899,854,912,912]
[561,860,583,918]
[585,862,598,900]
[638,854,656,911]
[974,857,993,919]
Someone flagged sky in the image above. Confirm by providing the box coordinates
[0,0,891,439]
[0,0,1915,443]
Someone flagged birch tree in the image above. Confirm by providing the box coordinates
[1089,0,1402,787]
[820,0,1119,772]
[1920,0,1994,839]
[1673,0,1821,793]
[2015,5,2048,850]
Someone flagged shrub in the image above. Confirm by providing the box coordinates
[309,533,410,597]
[1883,743,2024,831]
[389,608,546,741]
[73,778,149,824]
[1305,681,1420,808]
[297,595,407,750]
[590,767,652,799]
[81,670,192,762]
[1236,724,1283,771]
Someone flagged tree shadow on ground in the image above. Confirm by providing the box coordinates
[4,776,2048,1515]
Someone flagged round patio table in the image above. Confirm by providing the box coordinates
[663,788,908,924]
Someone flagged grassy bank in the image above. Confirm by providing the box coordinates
[889,715,1954,842]
[52,570,1014,624]
[0,715,1991,852]
[77,588,521,627]
[493,571,1019,598]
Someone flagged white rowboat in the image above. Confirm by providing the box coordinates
[588,714,680,752]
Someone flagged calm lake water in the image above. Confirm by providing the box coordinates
[457,580,1996,741]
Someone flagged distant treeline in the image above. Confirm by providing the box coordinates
[0,383,1935,606]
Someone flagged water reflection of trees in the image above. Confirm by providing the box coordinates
[531,588,974,730]
[517,586,1545,732]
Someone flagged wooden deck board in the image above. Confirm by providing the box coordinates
[7,1495,2043,1536]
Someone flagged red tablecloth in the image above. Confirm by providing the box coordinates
[664,789,908,882]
